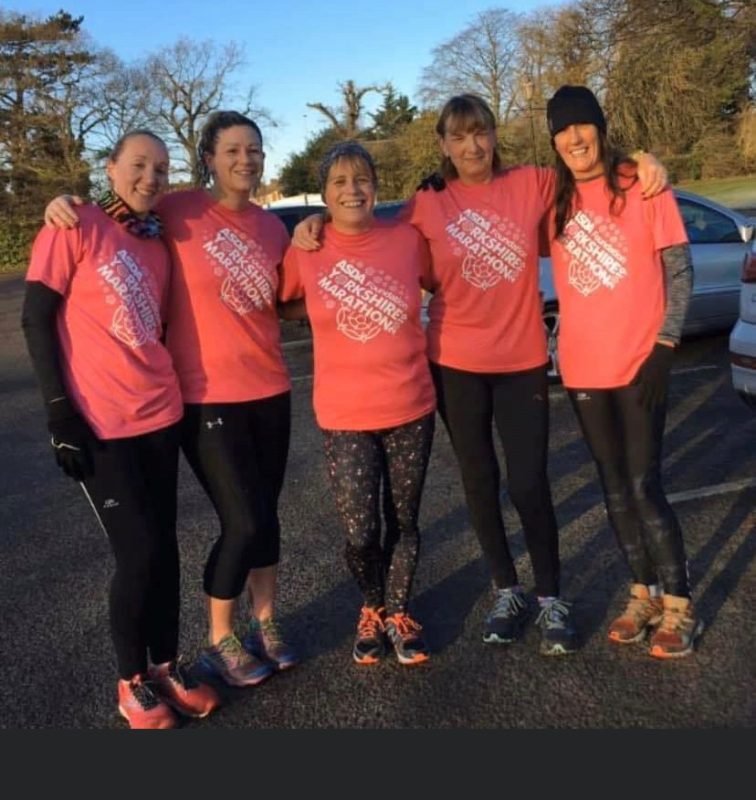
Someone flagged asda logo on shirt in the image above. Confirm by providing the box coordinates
[97,250,161,348]
[445,209,527,290]
[203,227,275,314]
[562,211,628,296]
[317,258,409,343]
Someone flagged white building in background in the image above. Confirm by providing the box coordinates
[263,193,325,209]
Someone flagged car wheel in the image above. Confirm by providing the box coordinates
[543,302,561,383]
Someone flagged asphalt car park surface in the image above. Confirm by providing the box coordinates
[0,274,753,729]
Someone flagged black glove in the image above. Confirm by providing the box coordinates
[416,172,446,192]
[46,399,97,481]
[631,343,675,409]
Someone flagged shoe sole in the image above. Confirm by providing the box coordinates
[118,705,177,729]
[198,658,273,688]
[395,652,430,665]
[540,643,578,656]
[246,648,299,672]
[608,629,649,645]
[272,659,298,671]
[483,633,520,644]
[242,639,299,672]
[648,622,704,660]
[353,653,382,665]
[161,696,220,718]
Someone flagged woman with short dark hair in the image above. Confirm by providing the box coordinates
[281,141,436,665]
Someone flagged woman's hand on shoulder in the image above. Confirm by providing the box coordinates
[292,213,325,251]
[634,153,668,199]
[44,195,85,229]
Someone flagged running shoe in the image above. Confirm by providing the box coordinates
[198,634,273,687]
[117,674,177,730]
[483,587,529,644]
[384,612,429,665]
[608,584,663,644]
[149,660,221,718]
[536,597,578,656]
[649,596,704,659]
[353,606,386,665]
[242,617,299,671]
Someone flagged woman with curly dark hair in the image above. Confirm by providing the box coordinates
[546,85,700,658]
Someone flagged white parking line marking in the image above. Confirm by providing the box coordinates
[668,478,756,504]
[292,374,313,383]
[672,365,719,375]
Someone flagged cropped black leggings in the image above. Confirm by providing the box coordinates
[80,423,181,680]
[567,384,690,597]
[430,362,560,597]
[181,392,291,600]
[321,412,435,615]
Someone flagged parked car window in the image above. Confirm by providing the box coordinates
[678,199,742,244]
[374,201,405,219]
[268,206,324,236]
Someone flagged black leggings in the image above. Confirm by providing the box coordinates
[80,423,181,680]
[181,392,291,600]
[430,362,560,597]
[321,413,435,615]
[567,385,690,597]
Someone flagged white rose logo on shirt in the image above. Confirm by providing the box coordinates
[96,249,161,349]
[445,209,527,291]
[562,211,628,296]
[202,227,276,315]
[317,259,410,344]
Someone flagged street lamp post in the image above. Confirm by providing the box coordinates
[522,79,539,166]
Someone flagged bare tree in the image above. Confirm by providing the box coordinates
[142,37,273,184]
[418,8,523,124]
[307,79,389,139]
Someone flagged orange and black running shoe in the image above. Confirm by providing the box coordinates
[353,606,386,665]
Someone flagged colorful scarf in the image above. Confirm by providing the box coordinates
[97,190,163,239]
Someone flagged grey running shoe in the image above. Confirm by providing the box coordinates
[536,598,578,656]
[384,612,429,665]
[483,588,529,644]
[242,617,299,671]
[198,634,273,687]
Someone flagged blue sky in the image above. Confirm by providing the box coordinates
[13,0,560,177]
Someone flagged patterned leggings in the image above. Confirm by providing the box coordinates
[321,413,435,614]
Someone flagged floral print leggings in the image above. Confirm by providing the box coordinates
[321,412,435,614]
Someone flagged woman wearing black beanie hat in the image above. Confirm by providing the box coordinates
[545,85,702,658]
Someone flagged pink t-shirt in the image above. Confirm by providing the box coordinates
[26,205,183,439]
[549,179,688,388]
[407,166,555,373]
[158,190,291,403]
[280,220,435,430]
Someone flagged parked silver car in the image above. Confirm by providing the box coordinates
[270,192,755,382]
[540,189,755,379]
[729,236,756,408]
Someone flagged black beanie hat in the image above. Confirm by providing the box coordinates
[546,85,606,137]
